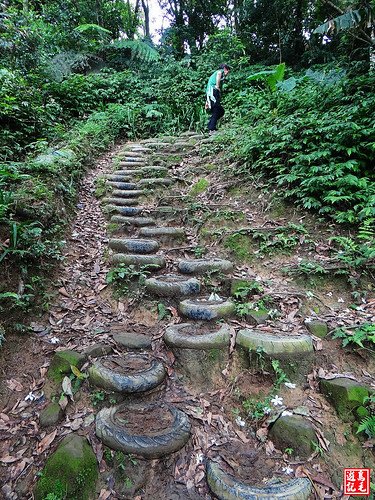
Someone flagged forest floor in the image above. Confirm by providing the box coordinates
[0,133,374,500]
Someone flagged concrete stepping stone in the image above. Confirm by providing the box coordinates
[119,161,146,167]
[117,156,145,162]
[123,146,152,153]
[111,206,143,216]
[112,332,152,349]
[110,253,165,269]
[105,174,132,182]
[179,296,235,321]
[102,197,139,206]
[111,215,156,226]
[88,353,166,393]
[115,166,168,176]
[111,189,145,198]
[107,181,140,190]
[269,414,316,458]
[34,434,98,500]
[139,226,186,243]
[164,322,231,349]
[109,238,159,254]
[117,151,145,158]
[178,258,234,275]
[319,377,370,422]
[95,402,191,458]
[145,274,200,297]
[138,178,172,186]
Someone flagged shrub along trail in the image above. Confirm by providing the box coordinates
[0,133,374,499]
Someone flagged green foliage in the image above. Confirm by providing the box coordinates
[157,302,172,321]
[332,323,375,350]
[232,281,264,300]
[106,264,153,296]
[189,178,209,197]
[271,360,290,388]
[356,415,375,438]
[248,63,286,92]
[225,71,375,235]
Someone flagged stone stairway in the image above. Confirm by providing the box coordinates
[89,133,313,499]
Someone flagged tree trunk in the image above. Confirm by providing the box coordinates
[141,0,150,39]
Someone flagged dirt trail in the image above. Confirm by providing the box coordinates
[0,134,374,500]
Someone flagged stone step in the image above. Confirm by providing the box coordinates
[119,161,146,167]
[111,206,143,216]
[111,215,156,227]
[102,198,139,206]
[105,181,138,189]
[139,226,186,240]
[106,175,133,183]
[123,146,152,153]
[88,353,166,393]
[115,156,145,162]
[109,238,159,254]
[145,274,200,297]
[179,296,235,321]
[111,190,145,198]
[107,182,141,191]
[178,258,234,275]
[117,151,145,158]
[139,178,172,187]
[114,166,168,176]
[110,253,165,269]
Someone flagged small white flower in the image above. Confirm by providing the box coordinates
[337,297,344,303]
[284,382,296,389]
[282,410,293,417]
[235,416,246,428]
[195,452,204,465]
[271,396,284,407]
[49,337,60,344]
[304,317,313,323]
[24,391,35,402]
[255,276,262,282]
[282,466,293,475]
[297,257,302,262]
[263,407,272,414]
[326,292,333,297]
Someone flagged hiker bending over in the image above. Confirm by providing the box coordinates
[206,64,230,133]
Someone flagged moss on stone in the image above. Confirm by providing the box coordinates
[189,178,209,197]
[246,309,269,325]
[269,415,316,458]
[224,233,253,262]
[305,320,328,338]
[320,378,369,422]
[47,350,85,383]
[39,402,64,428]
[34,434,98,500]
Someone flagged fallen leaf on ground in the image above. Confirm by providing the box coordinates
[62,376,74,400]
[98,489,111,500]
[37,429,57,454]
[6,379,24,392]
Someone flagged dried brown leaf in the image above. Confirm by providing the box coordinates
[37,429,57,454]
[98,489,111,500]
[6,379,24,392]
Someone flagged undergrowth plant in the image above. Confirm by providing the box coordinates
[106,264,154,296]
[332,322,375,352]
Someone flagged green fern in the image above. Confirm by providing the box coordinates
[110,40,159,63]
[357,415,375,438]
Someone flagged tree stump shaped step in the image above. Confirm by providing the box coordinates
[145,274,200,297]
[109,238,159,254]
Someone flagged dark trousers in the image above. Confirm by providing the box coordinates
[208,88,224,131]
